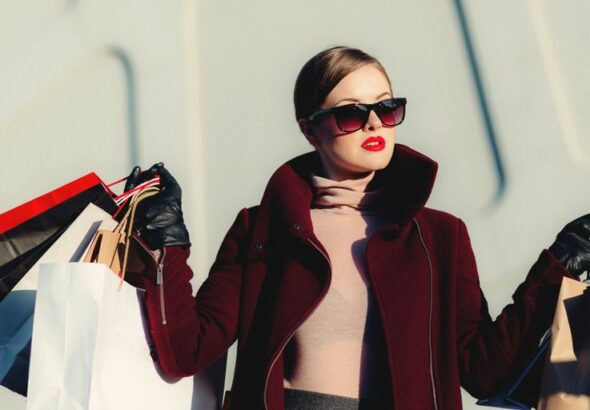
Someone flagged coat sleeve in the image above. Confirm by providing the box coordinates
[142,207,252,377]
[455,218,577,398]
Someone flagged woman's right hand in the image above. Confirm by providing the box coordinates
[548,214,590,277]
[125,163,191,250]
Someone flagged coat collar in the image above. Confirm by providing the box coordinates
[251,143,438,245]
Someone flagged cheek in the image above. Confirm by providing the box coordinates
[329,133,364,159]
[382,130,396,159]
[315,116,341,137]
[386,128,396,144]
[315,133,357,163]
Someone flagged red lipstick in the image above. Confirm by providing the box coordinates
[361,136,385,151]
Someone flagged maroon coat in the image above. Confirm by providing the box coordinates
[143,143,574,409]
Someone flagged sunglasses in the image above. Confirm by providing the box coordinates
[307,97,407,133]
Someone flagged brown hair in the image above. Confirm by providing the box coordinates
[293,46,391,121]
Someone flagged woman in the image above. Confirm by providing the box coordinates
[126,46,590,409]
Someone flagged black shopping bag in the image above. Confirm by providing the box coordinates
[476,331,551,409]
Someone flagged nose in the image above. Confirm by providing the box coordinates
[363,109,382,131]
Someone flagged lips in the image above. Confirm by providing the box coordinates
[361,136,385,151]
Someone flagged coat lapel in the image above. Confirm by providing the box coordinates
[253,143,439,242]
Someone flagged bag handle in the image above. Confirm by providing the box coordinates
[112,177,160,205]
[115,186,160,290]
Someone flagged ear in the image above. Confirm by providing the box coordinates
[298,119,319,147]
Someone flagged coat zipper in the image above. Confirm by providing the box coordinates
[412,218,438,410]
[262,237,332,410]
[130,234,167,325]
[156,247,167,325]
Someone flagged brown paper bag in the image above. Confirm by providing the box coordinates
[84,230,149,288]
[538,277,590,409]
[84,187,159,289]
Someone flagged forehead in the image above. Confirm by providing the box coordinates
[323,64,392,107]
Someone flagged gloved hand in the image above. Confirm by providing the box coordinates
[548,214,590,277]
[124,162,191,250]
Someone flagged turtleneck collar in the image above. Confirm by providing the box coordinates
[311,172,388,215]
[248,143,439,245]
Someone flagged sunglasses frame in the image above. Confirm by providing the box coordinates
[307,97,407,133]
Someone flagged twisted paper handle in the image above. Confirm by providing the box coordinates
[115,185,160,290]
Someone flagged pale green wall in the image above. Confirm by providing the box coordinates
[1,1,590,409]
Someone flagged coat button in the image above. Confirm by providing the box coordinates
[255,243,263,250]
[293,224,301,230]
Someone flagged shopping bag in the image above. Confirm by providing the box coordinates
[10,203,119,292]
[84,186,159,289]
[0,173,117,300]
[477,331,551,409]
[0,290,35,396]
[537,277,590,409]
[27,263,196,410]
[0,203,118,396]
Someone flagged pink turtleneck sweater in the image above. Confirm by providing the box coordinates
[282,172,393,401]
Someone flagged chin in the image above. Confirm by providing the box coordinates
[373,161,390,171]
[367,151,394,169]
[353,160,389,175]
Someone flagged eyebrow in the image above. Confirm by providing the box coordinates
[333,91,392,106]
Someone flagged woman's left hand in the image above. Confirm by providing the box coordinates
[549,214,590,277]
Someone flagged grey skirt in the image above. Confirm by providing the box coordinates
[284,388,384,410]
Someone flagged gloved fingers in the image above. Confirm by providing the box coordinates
[154,164,182,200]
[128,194,160,227]
[563,214,590,236]
[147,162,164,177]
[558,231,590,254]
[557,229,590,248]
[124,166,142,191]
[128,179,182,231]
[552,231,590,276]
[124,162,163,192]
[120,162,188,250]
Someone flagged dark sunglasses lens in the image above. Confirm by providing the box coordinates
[334,105,367,132]
[376,101,405,126]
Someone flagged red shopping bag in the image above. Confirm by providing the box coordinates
[0,173,118,300]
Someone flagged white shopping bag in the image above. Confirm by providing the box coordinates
[0,203,118,397]
[27,262,196,410]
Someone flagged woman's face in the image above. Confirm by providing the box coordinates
[301,63,396,181]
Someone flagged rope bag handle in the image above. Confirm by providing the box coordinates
[114,185,160,290]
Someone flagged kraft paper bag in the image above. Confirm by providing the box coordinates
[27,263,197,410]
[83,229,150,289]
[538,277,590,409]
[83,186,159,289]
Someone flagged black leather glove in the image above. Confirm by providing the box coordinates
[548,214,590,277]
[124,163,191,250]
